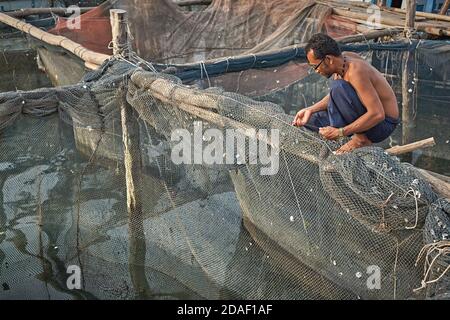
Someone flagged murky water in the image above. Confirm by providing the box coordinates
[0,49,343,300]
[0,49,448,299]
[0,50,52,91]
[1,114,338,300]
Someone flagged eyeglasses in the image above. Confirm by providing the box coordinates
[310,57,326,71]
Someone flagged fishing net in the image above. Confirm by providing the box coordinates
[49,0,360,64]
[1,0,450,301]
[49,1,113,55]
[0,45,449,299]
[0,49,51,92]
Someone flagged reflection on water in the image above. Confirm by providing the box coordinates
[0,49,343,300]
[0,50,52,91]
[1,115,342,300]
[0,46,448,300]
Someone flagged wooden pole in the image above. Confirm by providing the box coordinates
[6,7,94,18]
[176,0,211,6]
[388,7,450,22]
[405,0,417,32]
[111,9,144,217]
[119,78,150,299]
[110,9,129,57]
[0,12,110,67]
[416,168,450,199]
[385,137,435,155]
[130,70,450,199]
[332,8,407,27]
[441,0,450,15]
[119,70,151,296]
[119,84,143,216]
[332,8,450,36]
[112,9,149,292]
[337,28,403,44]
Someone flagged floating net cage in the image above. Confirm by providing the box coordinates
[1,0,450,300]
[0,41,449,300]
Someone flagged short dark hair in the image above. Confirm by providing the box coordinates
[305,33,341,59]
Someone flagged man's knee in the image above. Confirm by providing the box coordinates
[328,79,366,121]
[330,79,358,100]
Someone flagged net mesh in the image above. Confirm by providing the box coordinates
[0,52,449,299]
[1,0,449,301]
[49,0,357,64]
[49,1,113,55]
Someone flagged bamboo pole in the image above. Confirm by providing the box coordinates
[322,0,450,23]
[342,16,450,36]
[385,137,435,155]
[332,6,450,36]
[316,0,371,10]
[338,28,403,43]
[0,12,110,67]
[416,168,450,199]
[111,9,144,217]
[6,7,94,18]
[120,78,151,297]
[416,24,450,36]
[130,71,320,164]
[325,15,373,33]
[387,7,450,22]
[405,0,417,31]
[332,7,406,26]
[310,0,450,25]
[110,9,129,57]
[176,0,212,6]
[131,70,450,199]
[120,85,143,215]
[440,0,450,15]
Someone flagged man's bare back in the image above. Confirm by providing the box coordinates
[341,52,399,120]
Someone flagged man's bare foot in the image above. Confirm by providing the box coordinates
[335,134,372,155]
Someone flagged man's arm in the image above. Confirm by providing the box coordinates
[342,70,385,136]
[292,94,329,126]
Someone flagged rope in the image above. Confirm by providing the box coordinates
[414,241,450,292]
[224,57,230,73]
[404,187,420,230]
[282,151,308,234]
[380,191,395,229]
[250,54,257,68]
[199,61,211,87]
[393,237,399,300]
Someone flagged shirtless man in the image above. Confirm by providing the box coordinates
[292,33,399,154]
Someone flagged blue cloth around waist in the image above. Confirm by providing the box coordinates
[305,79,399,143]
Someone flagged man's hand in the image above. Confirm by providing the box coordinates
[319,126,340,140]
[292,108,312,127]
